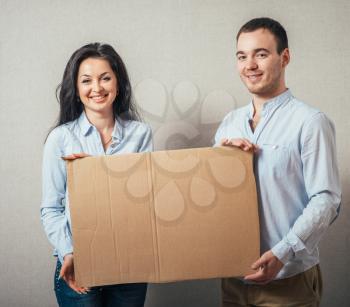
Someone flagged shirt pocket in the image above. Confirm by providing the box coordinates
[259,143,291,178]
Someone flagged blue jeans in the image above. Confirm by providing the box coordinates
[54,260,147,307]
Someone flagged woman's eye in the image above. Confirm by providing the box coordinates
[81,79,90,84]
[102,76,111,81]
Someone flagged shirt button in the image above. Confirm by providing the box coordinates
[111,143,116,148]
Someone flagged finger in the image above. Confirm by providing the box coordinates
[244,268,270,282]
[244,270,265,281]
[59,264,67,279]
[241,144,251,151]
[242,140,256,152]
[242,139,253,148]
[251,257,268,270]
[62,153,90,160]
[62,155,76,161]
[229,139,244,147]
[67,280,87,294]
[73,153,90,158]
[220,138,229,146]
[76,286,90,294]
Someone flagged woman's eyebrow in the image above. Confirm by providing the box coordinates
[79,72,110,78]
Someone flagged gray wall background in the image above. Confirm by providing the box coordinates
[0,0,349,306]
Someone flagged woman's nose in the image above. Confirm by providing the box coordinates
[92,80,102,92]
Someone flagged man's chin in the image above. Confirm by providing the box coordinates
[245,85,264,95]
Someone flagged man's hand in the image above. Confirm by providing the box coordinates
[62,153,91,161]
[59,254,89,294]
[244,250,284,284]
[220,138,258,152]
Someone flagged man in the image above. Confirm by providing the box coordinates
[215,17,341,306]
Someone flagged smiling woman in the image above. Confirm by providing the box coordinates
[77,58,118,116]
[41,43,152,307]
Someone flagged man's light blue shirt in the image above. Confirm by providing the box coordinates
[41,112,153,263]
[215,89,341,279]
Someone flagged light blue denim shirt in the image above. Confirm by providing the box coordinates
[215,89,341,279]
[41,112,153,263]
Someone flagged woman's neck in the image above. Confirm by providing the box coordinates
[84,109,115,134]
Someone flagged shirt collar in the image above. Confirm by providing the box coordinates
[78,112,123,142]
[247,89,292,118]
[78,112,94,136]
[111,117,123,142]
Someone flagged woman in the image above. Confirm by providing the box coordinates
[41,43,152,306]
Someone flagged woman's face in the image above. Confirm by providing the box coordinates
[77,57,118,115]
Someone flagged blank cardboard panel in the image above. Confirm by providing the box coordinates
[67,147,260,287]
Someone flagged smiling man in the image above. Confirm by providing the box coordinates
[215,18,341,306]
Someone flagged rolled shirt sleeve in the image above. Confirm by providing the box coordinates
[41,128,73,262]
[272,113,341,264]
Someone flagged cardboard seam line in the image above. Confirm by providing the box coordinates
[91,159,97,285]
[147,152,160,282]
[105,156,122,283]
[66,162,80,282]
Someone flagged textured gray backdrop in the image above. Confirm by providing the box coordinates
[0,0,349,306]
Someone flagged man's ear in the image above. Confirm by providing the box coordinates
[281,48,290,67]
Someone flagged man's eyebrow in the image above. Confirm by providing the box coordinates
[235,48,270,57]
[254,48,270,53]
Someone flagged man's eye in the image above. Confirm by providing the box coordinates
[257,53,267,58]
[237,55,246,61]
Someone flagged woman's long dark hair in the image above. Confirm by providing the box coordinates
[53,42,140,129]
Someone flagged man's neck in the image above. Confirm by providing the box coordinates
[252,87,288,115]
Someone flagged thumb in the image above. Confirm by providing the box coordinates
[59,265,65,279]
[59,260,69,279]
[73,153,90,158]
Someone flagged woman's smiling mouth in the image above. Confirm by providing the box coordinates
[89,93,108,103]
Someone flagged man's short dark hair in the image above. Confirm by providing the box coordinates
[236,17,288,54]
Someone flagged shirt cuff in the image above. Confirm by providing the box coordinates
[57,238,73,264]
[272,232,307,264]
[271,239,294,264]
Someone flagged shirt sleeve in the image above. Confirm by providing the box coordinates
[40,128,73,262]
[138,124,153,153]
[272,112,341,263]
[214,113,232,146]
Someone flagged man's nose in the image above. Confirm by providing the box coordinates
[246,57,258,70]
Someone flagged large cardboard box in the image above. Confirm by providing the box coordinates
[67,146,260,287]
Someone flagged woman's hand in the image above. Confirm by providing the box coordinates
[59,254,90,294]
[220,138,258,152]
[62,153,91,161]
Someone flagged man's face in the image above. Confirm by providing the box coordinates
[236,28,289,100]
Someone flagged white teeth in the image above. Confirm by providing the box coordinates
[91,95,105,99]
